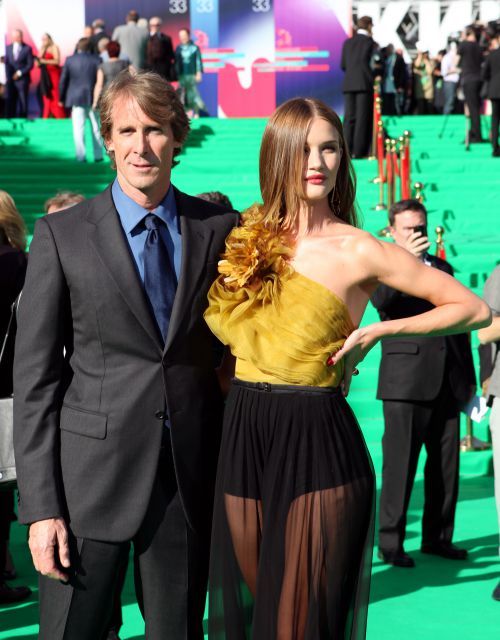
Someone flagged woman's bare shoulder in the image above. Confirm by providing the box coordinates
[334,224,385,254]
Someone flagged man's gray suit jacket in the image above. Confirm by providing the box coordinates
[13,185,237,541]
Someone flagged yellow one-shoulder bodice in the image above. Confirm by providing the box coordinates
[205,268,354,387]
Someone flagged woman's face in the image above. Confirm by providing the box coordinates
[41,34,49,47]
[302,117,342,204]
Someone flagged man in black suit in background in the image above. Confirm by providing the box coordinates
[458,26,485,143]
[146,16,175,81]
[14,71,237,639]
[482,32,500,156]
[3,29,34,118]
[340,15,379,158]
[372,199,476,568]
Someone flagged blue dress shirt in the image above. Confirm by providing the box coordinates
[112,178,182,285]
[112,179,182,434]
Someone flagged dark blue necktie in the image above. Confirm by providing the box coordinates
[143,213,177,341]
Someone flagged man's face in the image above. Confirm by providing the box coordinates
[12,30,22,44]
[149,19,161,34]
[106,96,180,204]
[390,209,427,246]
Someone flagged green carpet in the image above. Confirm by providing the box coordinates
[0,113,499,638]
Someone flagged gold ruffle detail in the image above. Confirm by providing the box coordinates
[216,208,294,304]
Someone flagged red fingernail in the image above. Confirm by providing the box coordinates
[327,357,334,366]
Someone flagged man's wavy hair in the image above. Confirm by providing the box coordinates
[99,71,190,169]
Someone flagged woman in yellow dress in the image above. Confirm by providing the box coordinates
[204,98,490,639]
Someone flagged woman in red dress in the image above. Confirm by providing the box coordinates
[37,33,66,119]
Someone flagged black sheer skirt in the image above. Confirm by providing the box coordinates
[208,379,375,640]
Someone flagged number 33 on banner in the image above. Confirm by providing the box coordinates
[252,0,271,12]
[169,0,188,14]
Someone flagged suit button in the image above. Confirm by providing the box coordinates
[155,410,166,420]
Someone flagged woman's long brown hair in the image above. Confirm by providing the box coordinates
[0,191,27,251]
[253,97,359,230]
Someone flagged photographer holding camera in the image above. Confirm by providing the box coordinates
[372,199,476,568]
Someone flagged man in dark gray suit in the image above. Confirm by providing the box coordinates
[14,71,237,639]
[59,37,102,163]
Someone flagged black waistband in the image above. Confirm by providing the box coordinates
[232,378,342,395]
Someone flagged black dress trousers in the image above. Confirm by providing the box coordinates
[378,377,460,553]
[343,91,373,158]
[38,443,208,640]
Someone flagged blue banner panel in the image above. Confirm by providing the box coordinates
[190,0,218,116]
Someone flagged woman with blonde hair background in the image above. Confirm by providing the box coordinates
[36,33,66,119]
[204,97,490,638]
[0,190,30,605]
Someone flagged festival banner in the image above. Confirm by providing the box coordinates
[274,0,349,114]
[190,0,218,116]
[217,0,275,117]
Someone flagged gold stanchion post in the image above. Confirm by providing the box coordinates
[414,181,424,203]
[435,226,445,258]
[387,139,395,210]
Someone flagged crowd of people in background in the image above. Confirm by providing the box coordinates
[0,9,205,127]
[341,15,500,157]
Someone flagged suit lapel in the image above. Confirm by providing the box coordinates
[86,188,163,352]
[164,189,213,353]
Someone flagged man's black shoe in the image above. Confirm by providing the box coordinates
[493,148,500,157]
[492,581,500,601]
[377,548,415,567]
[0,582,32,604]
[421,542,467,559]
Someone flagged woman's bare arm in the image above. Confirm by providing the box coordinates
[332,235,491,393]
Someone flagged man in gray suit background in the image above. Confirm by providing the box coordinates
[112,10,149,71]
[14,71,237,639]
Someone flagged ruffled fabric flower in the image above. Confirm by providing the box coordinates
[216,208,295,305]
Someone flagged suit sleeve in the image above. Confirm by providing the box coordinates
[59,62,69,103]
[19,46,34,76]
[481,56,491,83]
[340,41,347,71]
[166,36,174,62]
[13,218,69,524]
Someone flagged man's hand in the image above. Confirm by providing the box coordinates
[195,71,202,83]
[13,70,22,80]
[403,230,431,259]
[29,517,71,581]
